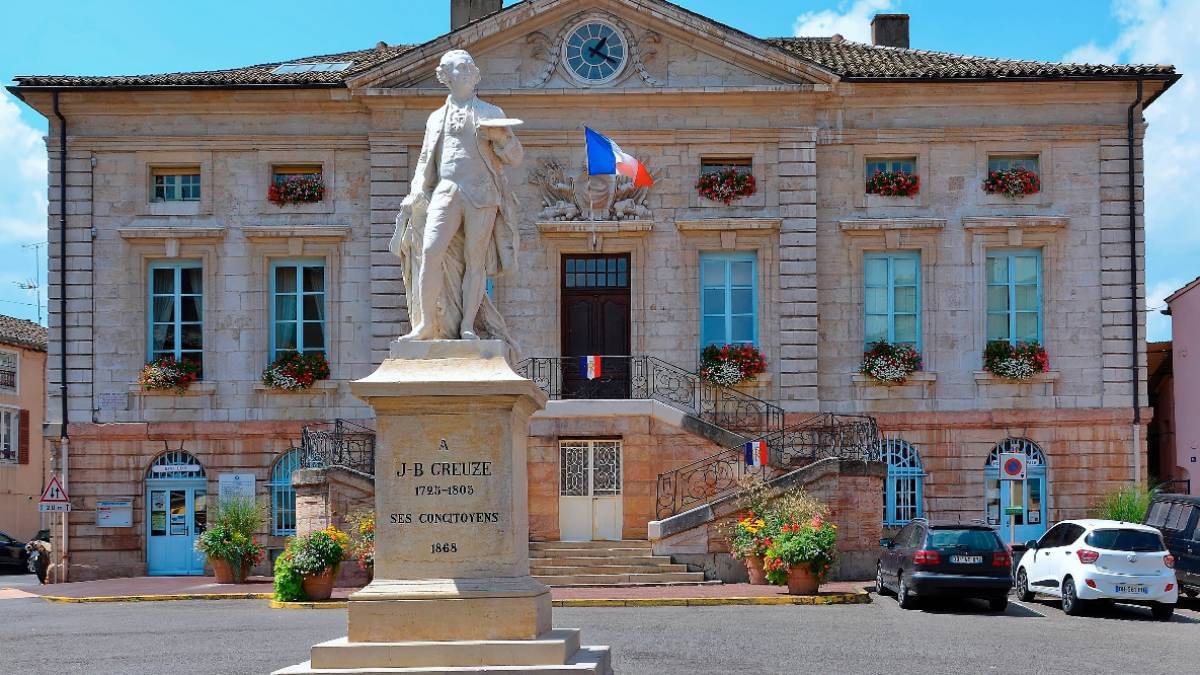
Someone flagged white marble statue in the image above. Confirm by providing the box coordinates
[390,49,523,348]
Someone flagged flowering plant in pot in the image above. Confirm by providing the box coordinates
[983,340,1049,381]
[700,344,767,387]
[261,351,331,391]
[982,167,1040,198]
[138,356,200,394]
[762,490,837,594]
[859,341,922,384]
[195,496,264,584]
[273,526,350,601]
[268,175,324,206]
[726,474,774,584]
[865,169,920,197]
[696,167,756,205]
[346,509,375,573]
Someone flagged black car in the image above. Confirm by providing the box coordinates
[877,519,1014,611]
[1144,492,1200,598]
[0,530,29,573]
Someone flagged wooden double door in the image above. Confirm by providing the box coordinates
[561,254,631,398]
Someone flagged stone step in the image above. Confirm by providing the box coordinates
[529,540,652,551]
[530,563,690,575]
[535,579,721,589]
[529,548,657,559]
[528,554,676,566]
[532,571,707,586]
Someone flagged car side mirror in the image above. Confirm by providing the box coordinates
[880,538,894,548]
[1024,539,1039,550]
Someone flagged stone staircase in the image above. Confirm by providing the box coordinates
[529,540,714,588]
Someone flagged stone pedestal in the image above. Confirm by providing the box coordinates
[274,340,612,674]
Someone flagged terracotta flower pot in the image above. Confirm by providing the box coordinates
[302,566,337,601]
[786,564,819,595]
[744,555,767,585]
[211,558,250,584]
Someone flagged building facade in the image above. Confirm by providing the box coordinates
[9,0,1176,580]
[1164,278,1200,495]
[0,316,48,540]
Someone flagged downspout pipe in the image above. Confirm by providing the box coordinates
[1127,79,1143,482]
[52,91,70,581]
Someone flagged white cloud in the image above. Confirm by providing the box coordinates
[0,93,48,245]
[1146,278,1182,342]
[1063,0,1200,340]
[793,0,896,42]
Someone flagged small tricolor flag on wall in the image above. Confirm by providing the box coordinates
[582,355,602,380]
[744,440,768,467]
[584,127,654,188]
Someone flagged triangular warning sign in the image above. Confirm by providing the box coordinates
[39,475,69,503]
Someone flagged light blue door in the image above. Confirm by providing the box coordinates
[985,438,1048,545]
[146,451,207,576]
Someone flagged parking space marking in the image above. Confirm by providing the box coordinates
[1010,601,1046,618]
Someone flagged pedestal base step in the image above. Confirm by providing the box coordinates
[273,646,612,675]
[310,631,580,670]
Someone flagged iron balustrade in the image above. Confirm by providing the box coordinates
[515,355,785,434]
[301,419,376,476]
[655,413,882,519]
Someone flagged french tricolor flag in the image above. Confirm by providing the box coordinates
[585,127,654,188]
[744,440,768,467]
[582,355,602,380]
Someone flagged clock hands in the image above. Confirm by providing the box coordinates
[586,36,620,66]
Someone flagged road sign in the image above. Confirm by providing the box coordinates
[999,453,1027,481]
[40,502,70,512]
[39,474,71,512]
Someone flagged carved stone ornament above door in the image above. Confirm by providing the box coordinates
[529,159,652,222]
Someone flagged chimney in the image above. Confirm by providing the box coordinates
[871,13,910,49]
[451,0,503,31]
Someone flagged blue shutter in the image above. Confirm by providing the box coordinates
[699,252,757,348]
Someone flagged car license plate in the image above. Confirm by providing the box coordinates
[1114,584,1148,594]
[950,555,983,564]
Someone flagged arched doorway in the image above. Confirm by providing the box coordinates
[146,450,207,575]
[984,438,1048,543]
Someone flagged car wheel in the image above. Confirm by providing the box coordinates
[1016,568,1034,602]
[1185,588,1198,599]
[875,564,891,596]
[1061,577,1085,616]
[897,573,916,610]
[1151,603,1175,622]
[988,597,1009,613]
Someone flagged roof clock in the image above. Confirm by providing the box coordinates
[562,19,629,85]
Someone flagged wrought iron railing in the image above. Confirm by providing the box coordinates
[1158,479,1192,495]
[515,355,785,434]
[0,369,14,390]
[654,413,881,519]
[301,419,376,476]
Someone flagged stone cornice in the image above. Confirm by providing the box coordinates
[117,226,227,242]
[242,225,352,242]
[838,218,946,233]
[961,215,1070,231]
[537,220,653,237]
[675,217,781,232]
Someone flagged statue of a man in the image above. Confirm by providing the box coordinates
[391,49,523,344]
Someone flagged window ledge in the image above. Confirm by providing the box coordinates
[253,380,340,394]
[118,226,227,242]
[537,220,654,237]
[962,216,1069,232]
[838,218,946,233]
[973,370,1060,384]
[675,217,781,232]
[851,371,937,386]
[129,381,217,396]
[242,225,351,242]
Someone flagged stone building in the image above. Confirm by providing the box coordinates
[8,0,1178,581]
[0,315,48,540]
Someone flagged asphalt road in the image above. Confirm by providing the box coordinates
[1,588,1198,674]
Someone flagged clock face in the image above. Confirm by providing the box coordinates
[563,20,627,84]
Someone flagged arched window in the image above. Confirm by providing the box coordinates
[269,449,303,536]
[984,437,1049,540]
[880,437,924,526]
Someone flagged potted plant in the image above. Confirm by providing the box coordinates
[268,175,325,206]
[761,489,837,595]
[261,351,331,391]
[138,356,200,394]
[859,341,922,384]
[866,169,920,197]
[699,344,767,387]
[696,167,756,205]
[982,167,1040,198]
[195,496,264,584]
[274,526,350,601]
[346,509,375,575]
[982,340,1049,381]
[729,515,771,584]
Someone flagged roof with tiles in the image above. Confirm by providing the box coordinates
[0,315,48,352]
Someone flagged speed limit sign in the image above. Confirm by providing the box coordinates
[999,453,1027,481]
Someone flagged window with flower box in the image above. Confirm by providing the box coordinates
[987,154,1039,174]
[700,252,757,348]
[151,167,201,202]
[986,249,1042,345]
[863,251,921,351]
[148,261,204,375]
[866,157,915,177]
[271,260,327,360]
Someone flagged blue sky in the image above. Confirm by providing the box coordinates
[1,0,1194,340]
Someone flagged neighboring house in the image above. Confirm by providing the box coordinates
[7,0,1176,581]
[1164,278,1200,495]
[0,315,48,541]
[1146,340,1175,487]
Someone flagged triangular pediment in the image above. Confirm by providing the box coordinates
[347,0,838,92]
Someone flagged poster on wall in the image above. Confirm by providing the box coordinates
[218,473,256,505]
[150,512,166,536]
[96,499,134,528]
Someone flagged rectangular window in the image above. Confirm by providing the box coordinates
[986,249,1042,344]
[863,251,921,350]
[700,252,757,347]
[272,164,322,187]
[700,157,752,176]
[0,352,16,392]
[987,154,1039,173]
[148,261,204,375]
[866,157,916,176]
[0,408,18,464]
[151,167,201,202]
[271,260,326,360]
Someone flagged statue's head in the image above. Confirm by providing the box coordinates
[436,50,481,99]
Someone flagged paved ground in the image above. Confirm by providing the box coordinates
[1,588,1198,674]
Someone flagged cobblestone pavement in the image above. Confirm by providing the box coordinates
[1,591,1197,674]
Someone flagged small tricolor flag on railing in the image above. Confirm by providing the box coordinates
[582,355,602,380]
[744,440,768,467]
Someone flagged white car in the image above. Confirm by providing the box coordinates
[1015,519,1178,620]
